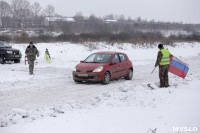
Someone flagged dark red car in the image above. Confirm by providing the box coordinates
[72,51,133,84]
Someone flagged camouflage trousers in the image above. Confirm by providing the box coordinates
[28,60,35,73]
[159,64,169,87]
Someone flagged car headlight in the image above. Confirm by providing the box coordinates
[73,67,77,72]
[93,66,103,72]
[7,51,13,54]
[19,51,22,55]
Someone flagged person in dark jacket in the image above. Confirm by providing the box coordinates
[25,42,39,75]
[155,44,171,88]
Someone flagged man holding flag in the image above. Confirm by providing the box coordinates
[155,44,170,88]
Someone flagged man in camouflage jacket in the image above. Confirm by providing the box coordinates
[25,42,39,75]
[155,44,171,88]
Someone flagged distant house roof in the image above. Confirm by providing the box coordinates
[62,17,75,22]
[45,16,75,22]
[103,19,118,23]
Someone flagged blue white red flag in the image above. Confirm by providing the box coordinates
[169,55,189,79]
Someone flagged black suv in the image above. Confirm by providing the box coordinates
[0,41,22,64]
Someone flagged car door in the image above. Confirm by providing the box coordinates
[109,54,121,79]
[119,53,129,77]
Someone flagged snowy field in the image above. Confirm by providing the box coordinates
[0,42,200,133]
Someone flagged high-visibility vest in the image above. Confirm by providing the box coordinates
[160,49,170,65]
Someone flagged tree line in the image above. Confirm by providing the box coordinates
[0,0,200,44]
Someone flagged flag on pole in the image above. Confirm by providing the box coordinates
[169,55,189,79]
[44,53,51,63]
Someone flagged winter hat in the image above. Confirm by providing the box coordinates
[158,44,163,49]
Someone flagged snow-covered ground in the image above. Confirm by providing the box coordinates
[0,42,200,133]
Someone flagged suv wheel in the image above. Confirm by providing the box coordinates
[0,55,5,64]
[14,59,20,63]
[102,72,110,85]
[125,69,133,80]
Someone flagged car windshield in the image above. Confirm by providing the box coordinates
[84,53,112,63]
[0,41,11,48]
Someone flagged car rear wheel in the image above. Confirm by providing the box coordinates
[102,72,110,85]
[125,69,133,80]
[0,55,5,64]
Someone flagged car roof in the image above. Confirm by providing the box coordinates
[94,51,126,55]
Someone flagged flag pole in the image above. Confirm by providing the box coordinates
[151,66,156,74]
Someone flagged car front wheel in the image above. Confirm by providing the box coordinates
[0,55,5,64]
[102,72,110,85]
[74,80,82,83]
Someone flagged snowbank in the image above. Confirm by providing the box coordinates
[0,42,200,133]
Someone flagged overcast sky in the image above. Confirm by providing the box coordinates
[6,0,200,24]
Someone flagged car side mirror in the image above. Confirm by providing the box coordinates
[80,61,84,63]
[110,62,117,65]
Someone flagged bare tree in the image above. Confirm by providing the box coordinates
[118,15,126,23]
[12,0,30,13]
[73,12,85,33]
[32,2,41,17]
[11,0,30,29]
[62,22,71,34]
[31,2,42,29]
[44,5,55,18]
[43,5,55,32]
[74,12,84,22]
[0,1,12,29]
[135,16,142,22]
[103,14,116,20]
[87,14,101,33]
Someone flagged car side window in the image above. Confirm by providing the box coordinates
[119,54,127,63]
[111,54,120,63]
